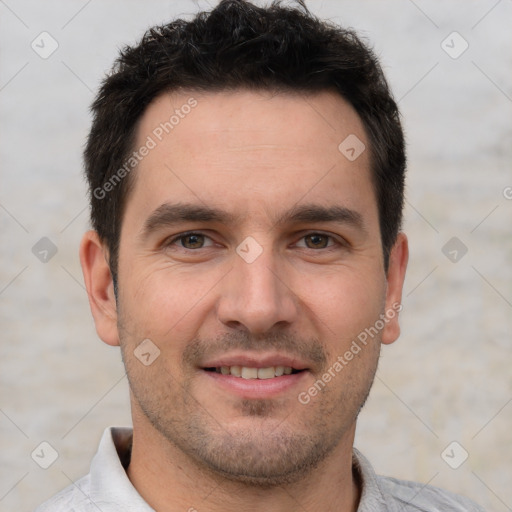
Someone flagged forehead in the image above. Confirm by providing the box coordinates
[125,88,376,229]
[138,88,367,155]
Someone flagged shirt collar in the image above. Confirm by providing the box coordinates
[88,427,155,511]
[352,447,398,511]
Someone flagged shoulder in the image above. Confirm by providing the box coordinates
[33,474,97,512]
[377,474,486,512]
[352,448,486,512]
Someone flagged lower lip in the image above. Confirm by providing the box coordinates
[202,370,309,399]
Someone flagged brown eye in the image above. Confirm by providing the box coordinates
[163,231,217,255]
[304,234,330,249]
[180,233,205,249]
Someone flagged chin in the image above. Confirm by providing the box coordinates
[178,424,339,488]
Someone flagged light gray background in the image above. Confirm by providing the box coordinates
[1,0,511,511]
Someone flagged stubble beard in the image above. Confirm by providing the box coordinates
[118,311,381,487]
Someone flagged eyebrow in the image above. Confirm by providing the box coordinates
[274,203,366,233]
[138,201,366,240]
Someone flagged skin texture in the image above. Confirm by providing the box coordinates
[80,89,408,512]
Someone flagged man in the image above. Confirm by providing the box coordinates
[36,0,485,510]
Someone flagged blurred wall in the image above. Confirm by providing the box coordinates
[1,1,511,510]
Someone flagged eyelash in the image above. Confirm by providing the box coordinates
[164,231,344,251]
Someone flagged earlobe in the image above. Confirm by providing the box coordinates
[79,230,120,346]
[381,232,409,345]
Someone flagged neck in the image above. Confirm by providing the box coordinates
[126,413,360,512]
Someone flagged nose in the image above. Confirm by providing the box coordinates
[216,244,299,335]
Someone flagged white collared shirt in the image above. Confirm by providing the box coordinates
[34,427,485,511]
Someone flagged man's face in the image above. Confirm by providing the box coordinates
[111,89,404,484]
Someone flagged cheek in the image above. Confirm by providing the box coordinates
[118,261,220,346]
[299,268,386,349]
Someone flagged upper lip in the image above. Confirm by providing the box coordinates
[201,352,309,370]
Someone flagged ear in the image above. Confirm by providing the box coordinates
[381,232,409,345]
[79,230,120,346]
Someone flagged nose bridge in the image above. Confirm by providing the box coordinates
[239,245,280,301]
[217,238,298,333]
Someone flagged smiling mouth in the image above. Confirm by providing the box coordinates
[204,366,304,379]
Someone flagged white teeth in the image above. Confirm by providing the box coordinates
[241,367,258,379]
[230,365,242,377]
[214,365,295,378]
[257,367,275,379]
